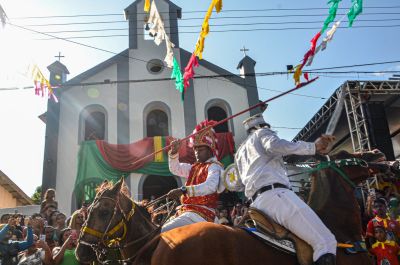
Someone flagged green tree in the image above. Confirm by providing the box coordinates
[31,186,42,205]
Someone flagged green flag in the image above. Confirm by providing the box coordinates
[321,0,341,34]
[347,0,363,27]
[171,57,185,101]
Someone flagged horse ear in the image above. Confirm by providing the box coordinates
[111,177,124,193]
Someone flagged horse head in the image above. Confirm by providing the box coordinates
[76,178,135,264]
[309,149,390,243]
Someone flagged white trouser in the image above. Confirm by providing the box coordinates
[161,211,207,232]
[251,188,337,261]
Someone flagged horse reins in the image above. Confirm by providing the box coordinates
[80,192,178,264]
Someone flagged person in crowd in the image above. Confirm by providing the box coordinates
[0,216,33,265]
[40,189,58,218]
[47,211,60,228]
[162,120,223,232]
[217,208,231,226]
[26,214,45,237]
[54,213,66,241]
[52,228,80,265]
[369,226,400,265]
[17,234,53,265]
[234,113,337,265]
[68,211,85,232]
[230,202,243,221]
[0,214,11,225]
[366,198,400,245]
[43,226,57,251]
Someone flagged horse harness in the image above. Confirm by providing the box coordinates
[79,194,159,264]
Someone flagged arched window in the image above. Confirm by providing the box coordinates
[207,106,229,133]
[79,105,108,143]
[146,110,169,137]
[84,111,105,140]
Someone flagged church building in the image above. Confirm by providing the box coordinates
[41,0,261,214]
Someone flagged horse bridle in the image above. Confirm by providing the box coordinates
[79,193,164,264]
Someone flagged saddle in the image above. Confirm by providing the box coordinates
[242,207,313,265]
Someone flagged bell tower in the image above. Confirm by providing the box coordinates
[124,0,182,50]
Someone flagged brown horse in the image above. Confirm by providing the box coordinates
[76,151,387,265]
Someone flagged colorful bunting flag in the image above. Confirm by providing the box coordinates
[144,0,151,13]
[291,0,364,84]
[347,0,363,27]
[171,58,185,101]
[147,1,175,68]
[0,4,8,28]
[321,0,341,34]
[183,53,199,89]
[30,64,58,102]
[306,20,342,66]
[194,0,223,59]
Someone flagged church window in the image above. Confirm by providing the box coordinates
[207,106,229,133]
[147,59,164,74]
[84,111,105,140]
[146,110,168,137]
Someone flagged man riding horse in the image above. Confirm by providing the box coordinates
[235,113,337,265]
[162,120,224,232]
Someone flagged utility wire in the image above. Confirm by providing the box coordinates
[36,25,400,40]
[7,21,324,100]
[39,18,400,34]
[7,22,400,100]
[20,12,400,27]
[9,6,400,19]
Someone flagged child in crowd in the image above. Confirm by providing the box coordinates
[370,226,400,265]
[40,189,58,219]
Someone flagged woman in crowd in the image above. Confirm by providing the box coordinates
[17,234,52,265]
[52,228,80,265]
[68,211,85,232]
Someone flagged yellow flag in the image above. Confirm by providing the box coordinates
[293,64,302,86]
[144,0,150,12]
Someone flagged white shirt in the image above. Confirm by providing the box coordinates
[235,128,315,198]
[168,152,223,197]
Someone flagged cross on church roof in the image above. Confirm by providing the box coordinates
[240,46,249,57]
[55,52,65,62]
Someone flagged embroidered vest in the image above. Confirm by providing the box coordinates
[179,162,219,222]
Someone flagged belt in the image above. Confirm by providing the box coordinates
[252,183,289,202]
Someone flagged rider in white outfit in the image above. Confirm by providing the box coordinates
[235,113,337,265]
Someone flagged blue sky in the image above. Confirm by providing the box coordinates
[0,0,399,196]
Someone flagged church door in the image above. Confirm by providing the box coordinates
[142,175,177,199]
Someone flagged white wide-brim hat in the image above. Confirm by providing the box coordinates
[243,113,267,131]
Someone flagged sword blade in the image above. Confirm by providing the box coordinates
[325,89,345,135]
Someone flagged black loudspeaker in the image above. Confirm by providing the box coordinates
[364,102,395,160]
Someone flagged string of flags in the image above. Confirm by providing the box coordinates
[183,0,222,93]
[30,64,58,102]
[291,0,363,86]
[145,0,184,100]
[144,0,222,101]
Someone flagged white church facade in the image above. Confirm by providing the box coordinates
[42,0,261,214]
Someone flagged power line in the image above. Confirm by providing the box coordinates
[9,6,400,19]
[36,25,400,40]
[20,12,400,27]
[8,22,400,100]
[39,18,400,34]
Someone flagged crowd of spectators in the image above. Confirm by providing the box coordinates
[4,179,400,265]
[0,189,82,265]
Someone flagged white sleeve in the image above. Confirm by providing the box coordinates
[260,131,316,156]
[186,163,222,197]
[168,151,192,178]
